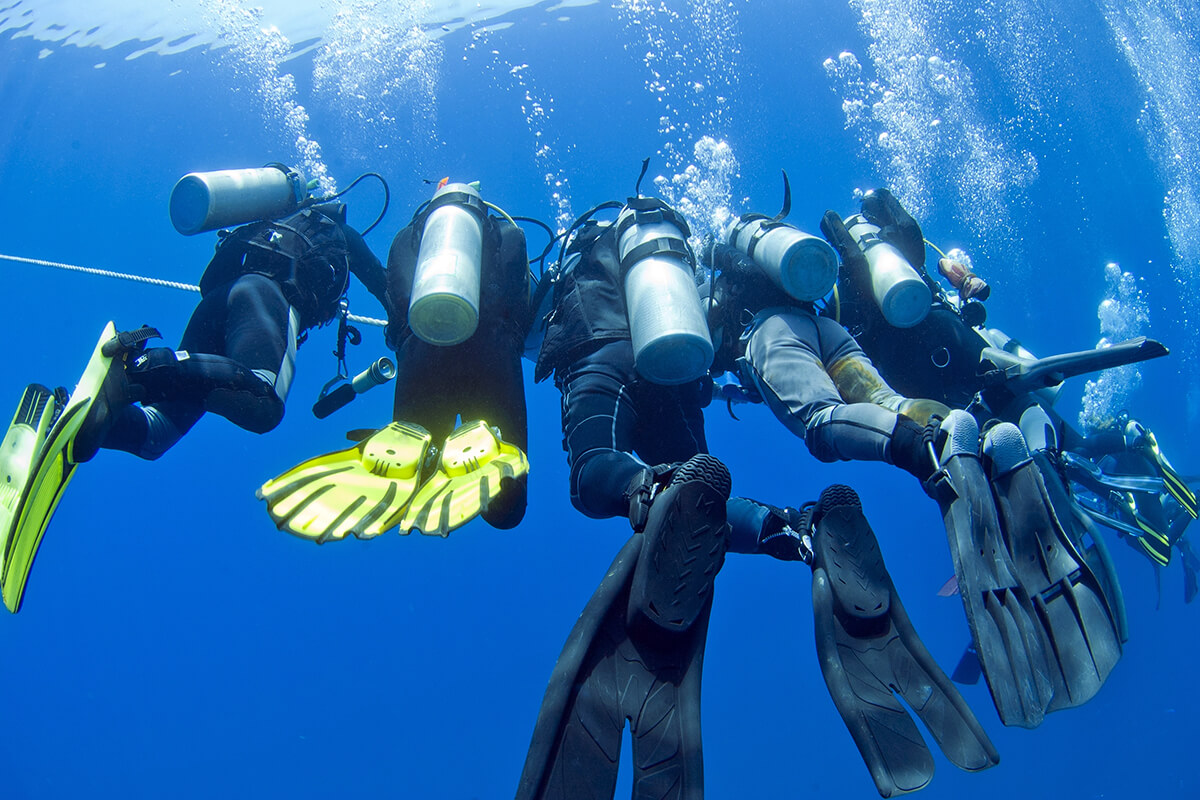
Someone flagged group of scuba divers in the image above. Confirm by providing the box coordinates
[2,159,1197,798]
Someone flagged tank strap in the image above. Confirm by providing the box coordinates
[615,196,692,240]
[423,189,487,222]
[735,214,796,262]
[847,217,885,251]
[727,213,766,257]
[618,236,693,278]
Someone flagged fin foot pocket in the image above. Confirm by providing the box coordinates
[627,454,730,635]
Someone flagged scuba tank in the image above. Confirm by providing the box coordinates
[169,163,309,236]
[725,215,838,302]
[843,214,932,328]
[615,197,713,385]
[408,182,486,346]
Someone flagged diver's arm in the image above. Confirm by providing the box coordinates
[343,225,388,308]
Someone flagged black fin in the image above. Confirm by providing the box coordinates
[951,642,984,685]
[810,484,998,796]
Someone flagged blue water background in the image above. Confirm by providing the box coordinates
[1,1,1196,797]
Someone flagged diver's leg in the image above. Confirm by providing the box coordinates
[125,274,296,435]
[467,337,528,530]
[101,399,203,460]
[632,373,710,467]
[391,336,457,445]
[822,317,950,425]
[214,273,296,432]
[743,311,901,463]
[560,341,652,520]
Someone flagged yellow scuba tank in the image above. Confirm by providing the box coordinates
[169,164,309,236]
[843,214,932,328]
[408,181,486,346]
[725,215,839,302]
[615,198,713,385]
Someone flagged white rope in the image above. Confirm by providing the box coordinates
[0,252,388,328]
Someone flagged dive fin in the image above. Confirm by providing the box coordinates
[2,322,133,612]
[1126,424,1197,520]
[257,421,432,543]
[809,484,998,797]
[517,455,730,800]
[1070,506,1129,643]
[1108,491,1172,566]
[0,385,62,571]
[399,420,529,537]
[951,643,984,686]
[1061,450,1170,495]
[1181,539,1200,604]
[983,424,1123,713]
[979,336,1167,394]
[925,410,1053,728]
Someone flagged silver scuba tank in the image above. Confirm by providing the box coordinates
[615,199,714,385]
[408,182,485,346]
[725,215,838,302]
[169,164,308,236]
[843,214,932,328]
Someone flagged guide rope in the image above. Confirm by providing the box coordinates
[0,252,387,328]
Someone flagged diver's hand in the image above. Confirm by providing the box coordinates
[819,209,863,267]
[860,188,926,269]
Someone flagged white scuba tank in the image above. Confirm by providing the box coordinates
[844,214,932,328]
[169,164,307,236]
[408,182,485,346]
[615,199,713,385]
[725,215,838,302]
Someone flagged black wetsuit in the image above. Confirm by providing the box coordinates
[383,209,532,530]
[536,221,772,554]
[103,203,386,459]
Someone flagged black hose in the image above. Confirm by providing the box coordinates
[512,215,559,276]
[316,172,391,236]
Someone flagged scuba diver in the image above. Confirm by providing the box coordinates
[518,177,996,799]
[0,163,390,613]
[823,187,1196,592]
[705,193,953,486]
[702,177,1124,730]
[257,179,533,541]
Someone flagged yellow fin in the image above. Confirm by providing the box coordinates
[258,421,432,543]
[400,420,529,537]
